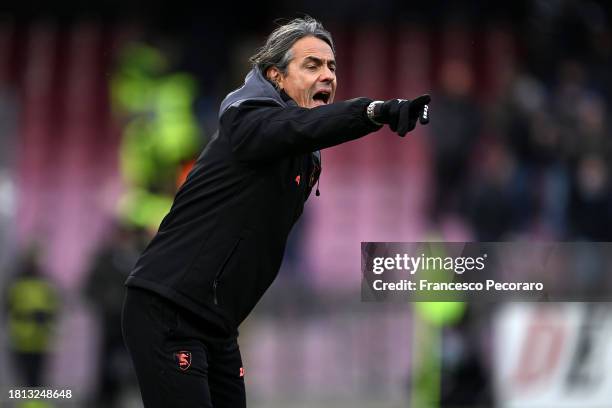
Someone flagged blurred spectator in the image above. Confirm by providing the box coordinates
[84,222,147,407]
[526,109,569,238]
[440,306,493,408]
[3,246,59,387]
[465,140,526,240]
[430,58,482,223]
[569,154,612,239]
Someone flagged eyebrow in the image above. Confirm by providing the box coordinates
[303,56,336,67]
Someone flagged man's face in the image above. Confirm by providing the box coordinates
[269,36,337,109]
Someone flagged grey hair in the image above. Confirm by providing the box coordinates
[249,16,335,77]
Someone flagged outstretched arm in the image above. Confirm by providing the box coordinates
[222,94,431,162]
[223,97,381,162]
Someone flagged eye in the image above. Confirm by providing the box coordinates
[306,65,317,71]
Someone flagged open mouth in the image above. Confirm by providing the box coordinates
[312,90,330,105]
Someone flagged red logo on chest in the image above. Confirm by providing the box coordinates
[295,175,301,185]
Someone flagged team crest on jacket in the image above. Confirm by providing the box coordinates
[175,351,192,371]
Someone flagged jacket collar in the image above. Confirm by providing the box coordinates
[219,68,297,118]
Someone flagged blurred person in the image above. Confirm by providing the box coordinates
[429,58,481,223]
[555,61,588,122]
[486,70,546,235]
[122,16,430,408]
[569,154,612,240]
[465,140,526,240]
[495,70,546,168]
[439,306,493,408]
[3,247,59,387]
[569,92,611,161]
[497,68,576,238]
[552,61,611,162]
[84,222,146,407]
[526,111,570,237]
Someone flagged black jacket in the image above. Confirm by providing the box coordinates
[125,68,381,338]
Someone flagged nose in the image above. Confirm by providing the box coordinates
[319,65,335,83]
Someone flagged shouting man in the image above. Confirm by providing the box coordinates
[122,16,430,407]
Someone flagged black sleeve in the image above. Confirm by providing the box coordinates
[221,97,383,162]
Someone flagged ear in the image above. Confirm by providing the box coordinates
[266,66,283,89]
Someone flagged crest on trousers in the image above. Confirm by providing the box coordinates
[175,351,192,371]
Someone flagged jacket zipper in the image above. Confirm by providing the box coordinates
[212,237,242,305]
[316,150,322,196]
[213,280,219,305]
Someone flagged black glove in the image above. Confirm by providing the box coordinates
[373,94,431,137]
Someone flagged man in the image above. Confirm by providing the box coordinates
[122,16,430,408]
[5,247,59,387]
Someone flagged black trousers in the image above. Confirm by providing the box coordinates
[122,287,246,408]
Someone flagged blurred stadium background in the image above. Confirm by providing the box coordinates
[1,0,612,407]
